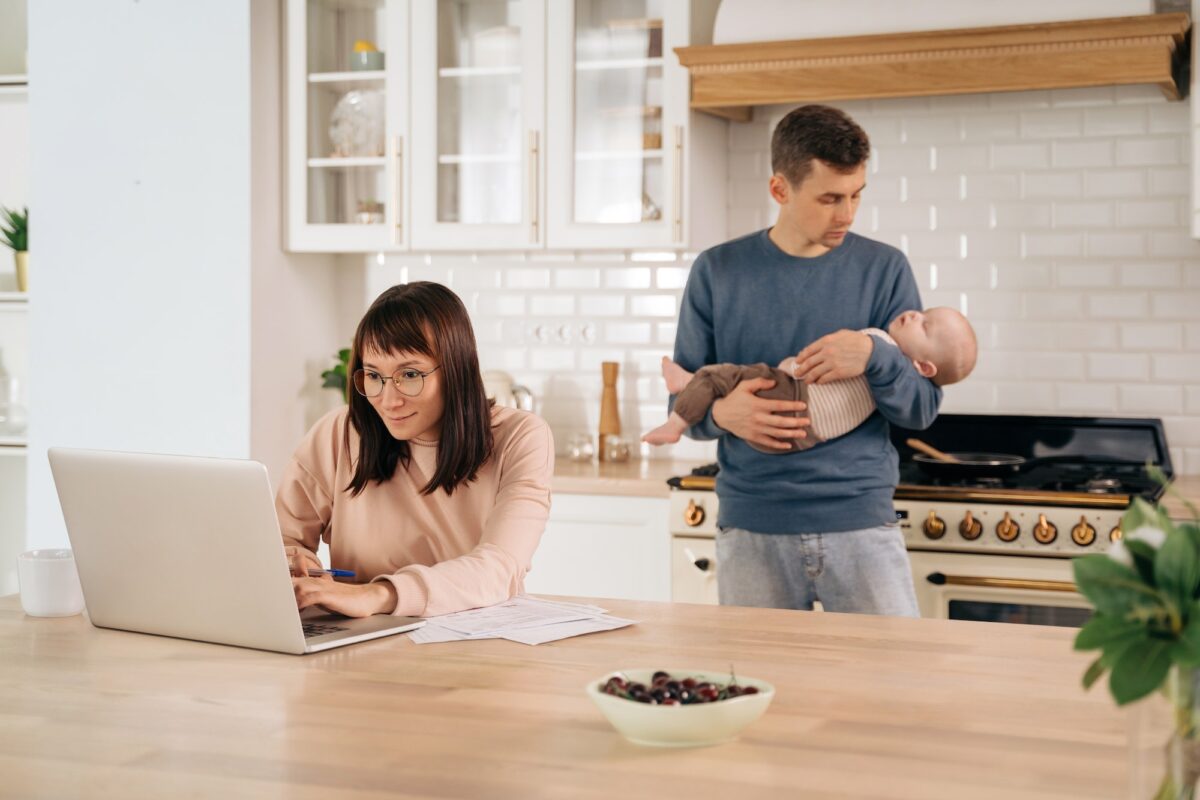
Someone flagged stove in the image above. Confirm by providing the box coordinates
[890,414,1170,557]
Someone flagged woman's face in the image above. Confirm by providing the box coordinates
[359,347,445,442]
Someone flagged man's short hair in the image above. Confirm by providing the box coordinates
[771,104,871,187]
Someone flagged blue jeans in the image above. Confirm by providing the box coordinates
[715,524,919,617]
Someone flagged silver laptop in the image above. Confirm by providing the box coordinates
[48,447,425,654]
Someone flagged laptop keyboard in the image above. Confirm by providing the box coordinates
[302,622,350,638]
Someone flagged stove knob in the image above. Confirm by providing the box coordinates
[1033,514,1058,544]
[958,511,982,540]
[683,499,705,528]
[1109,526,1123,542]
[923,511,946,539]
[996,512,1020,542]
[1071,516,1097,547]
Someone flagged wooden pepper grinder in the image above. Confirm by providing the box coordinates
[598,361,621,462]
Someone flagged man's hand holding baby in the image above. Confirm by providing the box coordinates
[792,330,873,384]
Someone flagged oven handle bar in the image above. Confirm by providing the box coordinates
[926,572,1078,594]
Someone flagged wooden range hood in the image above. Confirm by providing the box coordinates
[674,13,1191,122]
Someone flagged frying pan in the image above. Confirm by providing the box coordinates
[904,438,1144,480]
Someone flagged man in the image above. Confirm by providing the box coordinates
[672,104,940,616]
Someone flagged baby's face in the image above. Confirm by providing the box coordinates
[887,308,963,364]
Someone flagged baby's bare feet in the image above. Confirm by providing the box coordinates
[661,357,693,394]
[643,423,683,445]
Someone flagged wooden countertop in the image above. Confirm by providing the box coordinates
[553,461,1200,520]
[553,458,707,498]
[0,595,1125,799]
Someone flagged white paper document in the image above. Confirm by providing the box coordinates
[408,595,635,646]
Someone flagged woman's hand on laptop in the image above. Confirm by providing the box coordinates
[292,576,399,618]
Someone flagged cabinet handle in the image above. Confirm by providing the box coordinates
[528,129,540,244]
[390,135,403,246]
[672,125,683,243]
[683,547,712,573]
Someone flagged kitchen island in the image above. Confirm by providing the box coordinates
[0,594,1126,799]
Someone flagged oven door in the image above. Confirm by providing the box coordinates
[908,550,1092,628]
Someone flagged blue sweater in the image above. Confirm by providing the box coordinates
[672,229,942,533]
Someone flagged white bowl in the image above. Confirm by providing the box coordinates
[586,668,775,747]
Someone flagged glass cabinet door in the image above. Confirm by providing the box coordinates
[546,0,686,249]
[410,0,544,250]
[286,0,408,252]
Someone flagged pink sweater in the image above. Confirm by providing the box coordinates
[275,405,554,617]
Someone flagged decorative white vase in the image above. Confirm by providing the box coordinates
[14,251,27,293]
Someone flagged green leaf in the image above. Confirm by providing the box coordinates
[1073,554,1160,616]
[1125,539,1159,586]
[1082,655,1107,690]
[1109,639,1172,705]
[1074,614,1146,652]
[1157,529,1200,614]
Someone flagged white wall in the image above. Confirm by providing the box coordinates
[249,0,346,487]
[27,1,253,547]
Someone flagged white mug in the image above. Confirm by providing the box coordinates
[17,549,85,617]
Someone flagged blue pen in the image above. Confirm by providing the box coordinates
[306,568,356,578]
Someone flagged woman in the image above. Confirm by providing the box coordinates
[276,282,554,618]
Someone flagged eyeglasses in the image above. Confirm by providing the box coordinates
[352,366,440,398]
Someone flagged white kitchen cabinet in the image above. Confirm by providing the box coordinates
[524,493,670,602]
[286,0,724,253]
[286,0,410,252]
[409,0,544,250]
[545,0,720,250]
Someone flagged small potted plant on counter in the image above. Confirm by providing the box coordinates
[1073,465,1200,799]
[321,348,351,403]
[0,206,27,293]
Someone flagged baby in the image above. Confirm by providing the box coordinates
[644,307,977,453]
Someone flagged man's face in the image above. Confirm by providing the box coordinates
[771,159,866,252]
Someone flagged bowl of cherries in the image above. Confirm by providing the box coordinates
[586,668,774,747]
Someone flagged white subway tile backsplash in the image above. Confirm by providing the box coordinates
[1149,167,1190,197]
[1118,263,1182,288]
[1022,233,1082,258]
[370,88,1199,473]
[1086,292,1149,319]
[1053,202,1113,228]
[1115,85,1167,105]
[1057,383,1118,413]
[1025,292,1085,320]
[604,322,653,345]
[1084,107,1148,137]
[1120,385,1183,415]
[1087,353,1148,381]
[530,295,576,316]
[553,268,600,289]
[1051,141,1113,169]
[1120,323,1183,350]
[603,267,652,290]
[1053,323,1120,350]
[655,267,691,290]
[1025,354,1084,380]
[1115,138,1180,167]
[630,295,676,317]
[1084,170,1147,198]
[1019,110,1082,139]
[578,295,626,317]
[1117,200,1179,228]
[1084,232,1147,258]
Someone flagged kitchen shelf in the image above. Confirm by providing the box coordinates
[307,156,386,168]
[576,149,664,161]
[437,66,521,78]
[575,57,663,72]
[437,153,520,165]
[676,12,1191,122]
[307,71,385,94]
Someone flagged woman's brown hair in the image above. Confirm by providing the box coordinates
[345,282,494,496]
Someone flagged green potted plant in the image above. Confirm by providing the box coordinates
[1074,465,1200,799]
[321,348,352,403]
[0,206,27,293]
